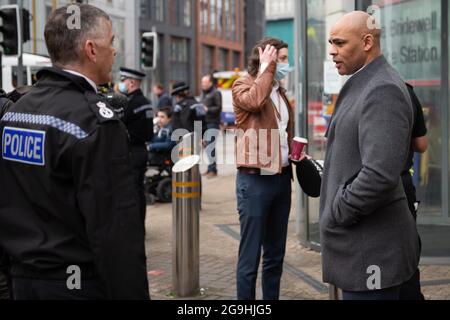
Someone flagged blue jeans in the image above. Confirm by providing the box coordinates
[206,123,220,174]
[236,168,292,300]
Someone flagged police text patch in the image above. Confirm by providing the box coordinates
[2,127,46,166]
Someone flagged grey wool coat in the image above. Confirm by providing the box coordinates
[319,55,421,292]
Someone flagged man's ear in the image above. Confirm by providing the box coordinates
[363,34,374,52]
[84,40,97,63]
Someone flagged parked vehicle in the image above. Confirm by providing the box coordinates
[213,70,246,129]
[2,53,52,93]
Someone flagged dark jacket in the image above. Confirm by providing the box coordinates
[172,96,202,133]
[0,247,9,300]
[157,92,172,110]
[201,87,222,124]
[123,89,154,147]
[0,90,13,118]
[149,123,176,152]
[320,56,420,291]
[0,68,149,300]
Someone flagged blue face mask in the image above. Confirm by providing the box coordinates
[118,82,128,94]
[275,63,291,81]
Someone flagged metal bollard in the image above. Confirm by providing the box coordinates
[172,155,201,297]
[178,132,202,210]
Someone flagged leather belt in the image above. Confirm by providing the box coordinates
[238,166,291,176]
[238,167,261,175]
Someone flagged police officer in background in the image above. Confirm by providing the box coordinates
[399,83,428,301]
[0,4,149,300]
[0,90,22,300]
[118,67,154,225]
[0,90,11,300]
[171,81,204,133]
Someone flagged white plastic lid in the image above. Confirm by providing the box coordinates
[294,137,308,144]
[172,155,201,173]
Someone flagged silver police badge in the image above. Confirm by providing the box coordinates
[96,102,107,109]
[96,102,114,119]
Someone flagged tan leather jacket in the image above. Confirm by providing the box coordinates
[232,61,295,174]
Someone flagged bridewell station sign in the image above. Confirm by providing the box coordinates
[379,0,441,83]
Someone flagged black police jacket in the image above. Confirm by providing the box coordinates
[0,68,149,300]
[0,90,13,118]
[172,96,204,133]
[201,88,222,124]
[123,89,154,147]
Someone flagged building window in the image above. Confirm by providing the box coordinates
[140,0,150,18]
[170,37,189,83]
[230,0,236,41]
[169,0,178,26]
[217,0,223,35]
[183,0,191,27]
[233,51,241,70]
[202,45,214,77]
[155,0,165,22]
[218,49,228,71]
[200,0,209,34]
[168,0,191,27]
[210,0,216,33]
[224,0,231,39]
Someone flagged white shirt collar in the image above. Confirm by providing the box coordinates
[62,69,98,93]
[350,65,366,78]
[272,80,281,92]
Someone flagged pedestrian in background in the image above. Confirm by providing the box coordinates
[232,38,294,300]
[399,83,428,300]
[0,4,149,300]
[153,84,173,110]
[171,81,204,133]
[201,74,222,178]
[149,107,176,154]
[118,67,154,226]
[320,11,420,300]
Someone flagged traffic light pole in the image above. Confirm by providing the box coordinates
[150,26,156,105]
[17,0,24,87]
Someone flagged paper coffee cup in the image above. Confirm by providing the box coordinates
[291,137,308,161]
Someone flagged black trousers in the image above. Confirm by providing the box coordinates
[400,172,425,301]
[343,284,402,300]
[0,270,10,300]
[11,277,106,300]
[130,146,149,227]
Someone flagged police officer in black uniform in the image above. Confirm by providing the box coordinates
[0,90,18,300]
[171,81,205,133]
[0,91,11,301]
[399,83,428,300]
[0,247,9,300]
[0,4,149,300]
[118,67,154,225]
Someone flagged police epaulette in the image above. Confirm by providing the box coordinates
[85,91,118,123]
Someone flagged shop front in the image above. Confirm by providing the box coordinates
[294,0,450,259]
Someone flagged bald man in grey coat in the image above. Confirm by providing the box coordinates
[320,11,421,300]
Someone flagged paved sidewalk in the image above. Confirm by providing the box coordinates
[144,167,450,300]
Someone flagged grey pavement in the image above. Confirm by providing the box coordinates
[144,133,450,300]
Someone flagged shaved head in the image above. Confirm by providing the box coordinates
[329,11,382,75]
[333,11,381,46]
